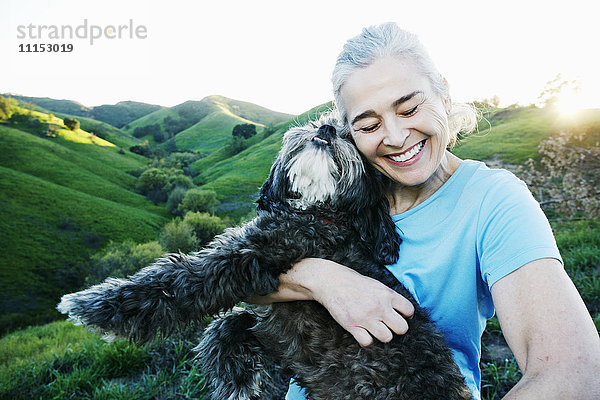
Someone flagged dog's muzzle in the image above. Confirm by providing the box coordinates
[312,124,336,147]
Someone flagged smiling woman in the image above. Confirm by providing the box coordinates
[257,22,600,400]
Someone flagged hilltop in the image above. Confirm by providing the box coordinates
[123,95,294,153]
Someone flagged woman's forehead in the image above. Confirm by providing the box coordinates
[340,56,432,118]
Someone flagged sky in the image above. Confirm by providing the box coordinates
[2,0,599,115]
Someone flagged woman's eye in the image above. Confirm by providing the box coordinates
[358,123,379,133]
[399,105,419,117]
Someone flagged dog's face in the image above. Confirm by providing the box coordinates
[258,112,371,211]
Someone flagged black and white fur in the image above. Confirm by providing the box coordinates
[58,113,471,399]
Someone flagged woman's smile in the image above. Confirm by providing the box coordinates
[385,138,427,166]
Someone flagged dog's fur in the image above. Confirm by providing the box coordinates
[58,113,472,400]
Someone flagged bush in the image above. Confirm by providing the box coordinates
[158,219,198,253]
[178,189,219,214]
[517,131,599,219]
[63,117,80,131]
[135,168,169,196]
[182,212,226,245]
[166,187,189,216]
[87,241,164,284]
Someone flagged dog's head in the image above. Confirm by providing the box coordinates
[258,111,401,264]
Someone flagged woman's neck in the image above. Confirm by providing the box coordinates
[388,151,462,215]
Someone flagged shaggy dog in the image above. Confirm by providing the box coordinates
[57,113,471,400]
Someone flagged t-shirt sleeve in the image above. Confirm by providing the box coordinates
[476,171,562,289]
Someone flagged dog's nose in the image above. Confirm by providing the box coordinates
[313,124,336,146]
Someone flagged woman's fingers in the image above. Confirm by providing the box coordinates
[391,292,415,319]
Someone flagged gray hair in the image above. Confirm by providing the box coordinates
[332,22,477,147]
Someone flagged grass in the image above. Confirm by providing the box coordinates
[0,321,206,400]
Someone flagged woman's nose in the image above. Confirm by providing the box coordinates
[382,118,410,148]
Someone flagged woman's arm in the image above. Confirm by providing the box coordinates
[492,258,600,399]
[247,257,415,347]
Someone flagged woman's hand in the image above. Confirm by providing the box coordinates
[249,258,414,347]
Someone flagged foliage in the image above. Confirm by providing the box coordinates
[158,219,198,253]
[182,211,226,245]
[63,117,80,131]
[166,186,189,216]
[86,240,164,284]
[517,131,600,219]
[133,123,161,139]
[232,123,257,139]
[0,95,17,120]
[135,167,169,196]
[129,140,165,158]
[179,188,219,215]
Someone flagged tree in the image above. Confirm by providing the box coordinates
[63,117,80,130]
[537,74,581,108]
[178,188,219,214]
[232,123,257,139]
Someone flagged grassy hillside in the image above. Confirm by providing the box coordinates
[4,95,90,116]
[51,111,140,149]
[4,95,163,128]
[452,106,600,164]
[0,109,168,333]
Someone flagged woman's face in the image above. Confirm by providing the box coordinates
[340,56,450,187]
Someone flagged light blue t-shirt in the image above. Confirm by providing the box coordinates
[286,160,562,400]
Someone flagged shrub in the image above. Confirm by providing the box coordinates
[86,240,164,284]
[178,189,219,215]
[166,186,189,216]
[182,212,226,245]
[135,168,168,196]
[158,219,198,253]
[63,117,80,131]
[517,131,599,219]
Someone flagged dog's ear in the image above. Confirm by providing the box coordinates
[257,159,289,212]
[348,164,401,265]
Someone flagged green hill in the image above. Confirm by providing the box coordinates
[0,108,167,333]
[4,95,163,128]
[124,95,294,153]
[452,106,600,164]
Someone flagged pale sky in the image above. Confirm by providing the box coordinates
[2,0,598,115]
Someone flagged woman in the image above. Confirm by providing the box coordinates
[253,23,600,399]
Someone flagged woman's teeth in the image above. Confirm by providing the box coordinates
[389,140,425,162]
